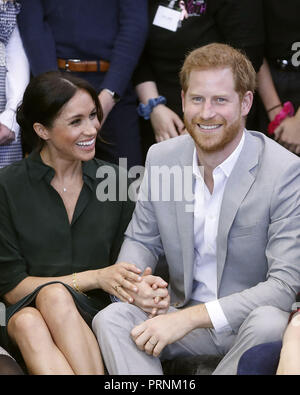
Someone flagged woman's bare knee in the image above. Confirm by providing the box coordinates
[7,307,43,344]
[35,283,79,323]
[36,283,75,311]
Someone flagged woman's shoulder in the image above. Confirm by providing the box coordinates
[0,159,27,186]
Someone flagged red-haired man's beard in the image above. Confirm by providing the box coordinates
[184,112,243,153]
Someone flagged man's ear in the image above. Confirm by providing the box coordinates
[33,123,50,141]
[181,90,185,113]
[241,91,253,117]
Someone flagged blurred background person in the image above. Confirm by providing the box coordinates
[256,0,300,155]
[238,295,300,375]
[0,0,29,168]
[17,0,148,169]
[134,0,264,160]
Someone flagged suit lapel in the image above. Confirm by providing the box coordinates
[175,136,195,301]
[216,132,260,290]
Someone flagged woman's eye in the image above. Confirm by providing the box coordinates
[70,119,81,126]
[89,111,97,119]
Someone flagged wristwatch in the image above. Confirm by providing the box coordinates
[103,88,120,103]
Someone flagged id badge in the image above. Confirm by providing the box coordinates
[153,5,181,32]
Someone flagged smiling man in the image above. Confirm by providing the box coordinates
[92,43,300,375]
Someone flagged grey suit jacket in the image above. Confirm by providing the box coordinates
[117,130,300,333]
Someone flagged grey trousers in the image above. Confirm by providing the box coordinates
[92,303,289,375]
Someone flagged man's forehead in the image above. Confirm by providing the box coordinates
[187,67,236,89]
[189,67,233,78]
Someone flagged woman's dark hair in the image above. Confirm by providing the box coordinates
[17,71,103,152]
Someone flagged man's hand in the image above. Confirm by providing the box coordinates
[0,123,15,145]
[131,304,212,357]
[131,309,192,357]
[128,267,170,316]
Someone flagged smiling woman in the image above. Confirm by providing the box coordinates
[0,71,141,374]
[18,71,103,154]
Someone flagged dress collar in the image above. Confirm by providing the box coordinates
[26,150,95,191]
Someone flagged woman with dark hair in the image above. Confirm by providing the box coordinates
[0,71,144,374]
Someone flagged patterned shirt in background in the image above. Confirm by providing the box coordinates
[0,0,23,168]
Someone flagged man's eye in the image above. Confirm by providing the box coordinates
[192,97,203,103]
[216,98,226,103]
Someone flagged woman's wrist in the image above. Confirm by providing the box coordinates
[268,105,283,121]
[71,270,99,293]
[268,101,295,135]
[137,96,167,120]
[94,268,104,290]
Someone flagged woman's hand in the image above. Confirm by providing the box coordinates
[150,105,184,142]
[96,262,142,303]
[274,115,300,154]
[0,123,15,145]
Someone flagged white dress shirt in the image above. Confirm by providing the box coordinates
[191,132,245,333]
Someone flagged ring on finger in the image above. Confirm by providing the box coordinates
[114,285,122,293]
[148,337,157,346]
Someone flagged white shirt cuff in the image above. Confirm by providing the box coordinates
[0,109,18,138]
[205,300,232,333]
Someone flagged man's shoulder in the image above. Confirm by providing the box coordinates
[247,130,300,171]
[146,135,194,166]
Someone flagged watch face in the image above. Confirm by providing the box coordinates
[104,89,120,103]
[113,92,120,103]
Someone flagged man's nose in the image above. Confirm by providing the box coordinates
[200,101,216,120]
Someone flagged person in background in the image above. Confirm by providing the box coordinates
[0,71,167,374]
[255,0,300,155]
[17,0,148,169]
[134,0,264,160]
[0,0,29,168]
[237,295,300,375]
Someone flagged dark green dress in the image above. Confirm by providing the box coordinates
[0,151,135,350]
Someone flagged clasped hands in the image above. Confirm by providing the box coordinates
[97,261,193,357]
[98,262,170,317]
